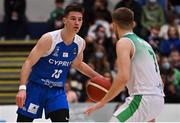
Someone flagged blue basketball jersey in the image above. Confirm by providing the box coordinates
[17,29,85,119]
[29,29,85,86]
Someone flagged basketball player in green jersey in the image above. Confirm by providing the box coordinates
[85,7,164,122]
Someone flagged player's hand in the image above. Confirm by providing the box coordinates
[84,102,105,115]
[16,90,26,108]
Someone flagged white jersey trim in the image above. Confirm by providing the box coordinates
[74,35,85,55]
[121,37,136,60]
[43,29,84,57]
[43,30,62,57]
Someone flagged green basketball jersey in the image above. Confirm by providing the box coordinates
[121,32,164,96]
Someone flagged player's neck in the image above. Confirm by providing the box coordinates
[118,29,133,38]
[61,28,76,45]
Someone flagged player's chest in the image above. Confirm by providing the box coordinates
[51,44,78,61]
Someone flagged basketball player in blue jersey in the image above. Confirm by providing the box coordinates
[16,3,102,122]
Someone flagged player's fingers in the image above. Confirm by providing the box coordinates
[19,95,26,108]
[84,110,90,115]
[16,90,26,108]
[84,107,93,115]
[16,95,22,108]
[16,94,25,108]
[84,109,89,115]
[22,95,26,107]
[19,97,24,108]
[18,97,23,108]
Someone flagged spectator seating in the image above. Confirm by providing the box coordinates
[0,40,36,104]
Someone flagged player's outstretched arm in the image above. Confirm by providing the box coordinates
[85,38,133,115]
[16,34,52,108]
[72,41,101,78]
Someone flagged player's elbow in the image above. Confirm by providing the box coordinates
[118,73,129,84]
[24,59,33,68]
[122,76,129,84]
[72,61,83,70]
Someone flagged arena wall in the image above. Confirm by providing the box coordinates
[0,103,180,122]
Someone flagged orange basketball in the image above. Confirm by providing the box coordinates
[86,76,111,102]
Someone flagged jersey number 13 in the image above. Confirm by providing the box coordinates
[51,69,62,79]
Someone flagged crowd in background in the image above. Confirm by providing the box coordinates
[0,0,179,103]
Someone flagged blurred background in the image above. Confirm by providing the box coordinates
[0,0,179,121]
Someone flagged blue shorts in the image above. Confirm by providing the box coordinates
[17,81,69,119]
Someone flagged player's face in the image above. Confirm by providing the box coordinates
[63,12,83,33]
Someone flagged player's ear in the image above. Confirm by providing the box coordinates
[112,22,116,31]
[132,21,136,29]
[63,17,66,24]
[112,22,115,28]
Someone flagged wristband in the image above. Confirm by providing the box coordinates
[19,85,26,90]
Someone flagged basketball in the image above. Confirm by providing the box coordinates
[86,76,112,102]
